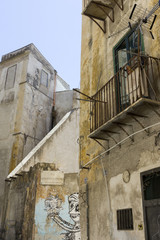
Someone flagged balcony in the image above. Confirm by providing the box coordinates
[82,0,124,32]
[89,55,160,139]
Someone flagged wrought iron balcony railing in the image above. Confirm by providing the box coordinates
[90,55,160,133]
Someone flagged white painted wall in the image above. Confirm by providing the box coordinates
[8,108,80,177]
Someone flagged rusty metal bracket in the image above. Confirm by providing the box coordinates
[130,115,149,134]
[102,131,121,148]
[92,138,110,154]
[114,122,134,142]
[89,16,106,33]
[113,0,124,11]
[93,139,107,150]
[145,103,160,118]
[113,122,133,127]
[94,2,114,22]
[127,112,148,118]
[91,136,109,141]
[102,130,120,134]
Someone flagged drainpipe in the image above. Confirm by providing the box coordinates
[86,182,90,240]
[51,70,57,129]
[53,70,57,106]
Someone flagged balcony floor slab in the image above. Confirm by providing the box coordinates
[82,0,116,21]
[89,98,160,140]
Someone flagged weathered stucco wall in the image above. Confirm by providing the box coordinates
[8,107,80,177]
[0,52,29,229]
[54,90,78,125]
[80,0,160,239]
[79,114,160,240]
[21,51,55,159]
[0,44,71,234]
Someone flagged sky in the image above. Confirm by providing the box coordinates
[0,0,82,89]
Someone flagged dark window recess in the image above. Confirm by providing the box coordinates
[117,208,134,230]
[114,29,144,112]
[5,65,17,90]
[41,70,48,87]
[114,29,141,73]
[143,171,160,200]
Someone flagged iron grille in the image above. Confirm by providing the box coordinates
[117,208,133,230]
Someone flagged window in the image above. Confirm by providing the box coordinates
[114,30,142,72]
[113,29,144,111]
[40,70,48,87]
[143,170,160,201]
[117,208,134,230]
[5,65,17,90]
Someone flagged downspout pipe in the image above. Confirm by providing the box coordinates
[86,183,90,240]
[52,70,57,128]
[53,70,57,106]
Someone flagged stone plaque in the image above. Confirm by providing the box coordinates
[41,171,64,185]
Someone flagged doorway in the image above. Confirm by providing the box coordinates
[141,168,160,240]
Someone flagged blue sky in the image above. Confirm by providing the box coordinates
[0,0,82,89]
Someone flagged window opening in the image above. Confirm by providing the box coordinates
[5,65,17,90]
[117,208,134,230]
[143,171,160,201]
[114,29,143,112]
[41,70,48,87]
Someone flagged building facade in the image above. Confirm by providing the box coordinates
[0,44,78,239]
[2,100,80,240]
[80,0,160,240]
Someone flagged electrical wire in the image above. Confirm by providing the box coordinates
[82,121,160,168]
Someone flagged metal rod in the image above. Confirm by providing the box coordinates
[74,88,106,103]
[150,14,157,30]
[129,4,137,19]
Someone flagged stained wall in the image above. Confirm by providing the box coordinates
[80,0,160,239]
[2,163,80,240]
[0,44,70,233]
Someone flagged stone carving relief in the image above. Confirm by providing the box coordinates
[45,193,81,240]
